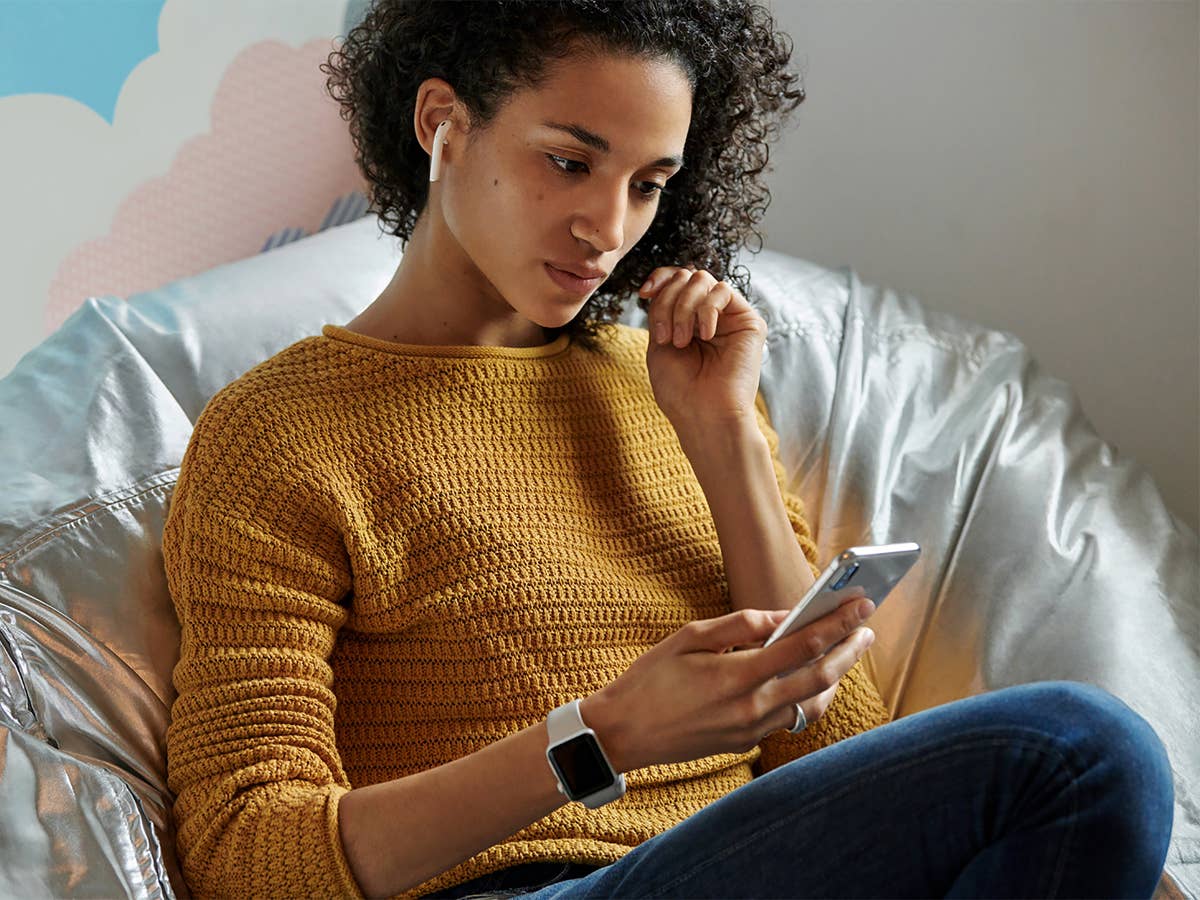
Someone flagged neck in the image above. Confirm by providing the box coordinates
[352,212,551,349]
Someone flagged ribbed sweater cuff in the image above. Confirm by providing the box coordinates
[326,786,366,899]
[192,783,366,899]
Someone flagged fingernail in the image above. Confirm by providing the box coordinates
[857,599,875,620]
[654,322,667,343]
[640,278,654,293]
[863,627,875,646]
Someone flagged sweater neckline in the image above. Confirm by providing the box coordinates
[320,324,572,360]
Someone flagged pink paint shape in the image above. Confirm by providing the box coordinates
[46,38,369,333]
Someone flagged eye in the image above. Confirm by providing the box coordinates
[544,154,669,203]
[546,153,587,176]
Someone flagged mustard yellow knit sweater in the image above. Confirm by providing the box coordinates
[162,321,891,899]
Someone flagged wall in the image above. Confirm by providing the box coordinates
[761,0,1199,533]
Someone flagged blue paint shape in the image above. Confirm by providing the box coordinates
[0,0,167,124]
[343,0,371,36]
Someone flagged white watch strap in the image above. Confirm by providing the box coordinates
[546,698,588,743]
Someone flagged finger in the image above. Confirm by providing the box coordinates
[718,283,757,318]
[746,595,876,683]
[638,267,677,298]
[670,270,717,347]
[697,281,734,341]
[763,625,874,716]
[687,608,789,655]
[795,680,840,732]
[771,695,813,735]
[814,677,841,714]
[643,266,685,344]
[650,268,697,344]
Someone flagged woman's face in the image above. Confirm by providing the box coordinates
[436,49,694,334]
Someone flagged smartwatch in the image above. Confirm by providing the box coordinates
[545,699,627,809]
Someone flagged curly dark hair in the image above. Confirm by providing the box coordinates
[321,0,806,353]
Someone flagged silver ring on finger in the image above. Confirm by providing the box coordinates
[789,702,808,733]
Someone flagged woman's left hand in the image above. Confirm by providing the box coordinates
[639,264,768,430]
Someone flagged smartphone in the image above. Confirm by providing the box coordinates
[761,542,921,652]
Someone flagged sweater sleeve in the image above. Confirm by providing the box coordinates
[748,390,892,778]
[162,395,363,899]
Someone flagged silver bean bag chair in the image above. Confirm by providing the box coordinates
[1,212,1195,899]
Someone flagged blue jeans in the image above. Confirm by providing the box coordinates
[427,681,1175,899]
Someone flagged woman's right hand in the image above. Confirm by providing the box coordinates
[582,598,877,773]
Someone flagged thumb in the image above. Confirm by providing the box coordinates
[695,608,789,654]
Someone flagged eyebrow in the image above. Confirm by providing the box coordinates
[541,120,684,170]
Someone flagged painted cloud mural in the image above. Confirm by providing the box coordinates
[0,0,367,375]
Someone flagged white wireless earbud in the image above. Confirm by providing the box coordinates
[429,119,452,183]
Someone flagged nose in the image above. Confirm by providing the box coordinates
[572,179,627,254]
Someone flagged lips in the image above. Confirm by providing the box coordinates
[544,262,605,295]
[549,261,607,279]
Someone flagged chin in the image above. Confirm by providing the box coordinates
[534,306,586,330]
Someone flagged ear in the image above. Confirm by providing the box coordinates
[413,77,460,159]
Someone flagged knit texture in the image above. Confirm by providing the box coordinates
[162,322,891,899]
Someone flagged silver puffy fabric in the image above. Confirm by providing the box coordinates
[1,213,1196,898]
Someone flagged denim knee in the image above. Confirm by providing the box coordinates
[1034,681,1170,766]
[1017,680,1175,831]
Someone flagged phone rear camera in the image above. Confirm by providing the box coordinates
[832,563,860,590]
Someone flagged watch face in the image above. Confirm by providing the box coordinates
[548,733,616,797]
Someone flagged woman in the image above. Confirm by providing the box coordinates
[161,1,1175,898]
